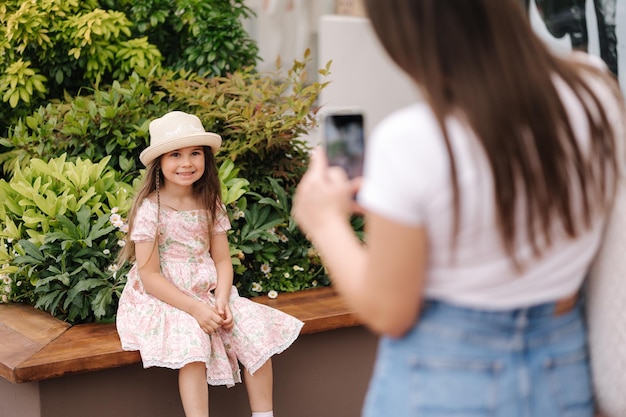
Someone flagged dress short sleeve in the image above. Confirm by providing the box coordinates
[130,199,158,242]
[213,206,232,235]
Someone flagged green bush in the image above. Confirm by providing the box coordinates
[0,0,259,135]
[102,0,260,77]
[0,0,162,132]
[229,177,328,295]
[0,73,163,181]
[0,155,133,323]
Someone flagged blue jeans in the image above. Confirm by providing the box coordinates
[363,300,593,417]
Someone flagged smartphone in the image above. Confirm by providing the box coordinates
[323,110,365,179]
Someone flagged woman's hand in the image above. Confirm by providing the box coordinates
[215,297,234,330]
[292,148,362,238]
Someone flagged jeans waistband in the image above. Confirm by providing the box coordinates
[422,293,579,323]
[417,298,584,350]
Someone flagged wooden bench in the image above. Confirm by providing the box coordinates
[0,286,360,384]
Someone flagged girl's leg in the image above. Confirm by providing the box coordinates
[179,362,209,417]
[244,359,274,413]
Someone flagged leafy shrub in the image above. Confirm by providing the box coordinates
[0,0,259,135]
[102,0,260,77]
[0,0,162,132]
[0,73,164,181]
[229,177,328,295]
[0,155,133,323]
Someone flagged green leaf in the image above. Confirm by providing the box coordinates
[76,206,92,239]
[15,240,44,262]
[35,290,63,314]
[66,278,105,303]
[92,287,113,319]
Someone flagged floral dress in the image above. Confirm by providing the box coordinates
[116,198,303,386]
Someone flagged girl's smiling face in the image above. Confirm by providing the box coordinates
[159,146,206,187]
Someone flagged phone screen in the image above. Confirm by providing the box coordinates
[324,112,365,179]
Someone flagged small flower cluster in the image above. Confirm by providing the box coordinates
[267,227,289,243]
[1,273,12,303]
[0,238,32,304]
[109,207,129,235]
[107,207,128,275]
[250,263,318,299]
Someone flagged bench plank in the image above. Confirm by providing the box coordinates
[256,286,361,333]
[1,287,360,383]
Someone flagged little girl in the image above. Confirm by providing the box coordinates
[116,111,303,417]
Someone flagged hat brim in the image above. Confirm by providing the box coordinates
[139,132,222,166]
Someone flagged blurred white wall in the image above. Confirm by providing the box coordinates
[314,15,421,146]
[243,0,335,82]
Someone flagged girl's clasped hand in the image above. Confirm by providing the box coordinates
[191,297,233,334]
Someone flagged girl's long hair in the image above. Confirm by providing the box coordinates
[364,0,624,266]
[117,146,223,265]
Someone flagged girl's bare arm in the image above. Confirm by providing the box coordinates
[136,240,223,333]
[210,232,234,301]
[210,232,234,328]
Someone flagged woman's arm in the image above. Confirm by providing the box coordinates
[294,149,427,338]
[136,240,223,333]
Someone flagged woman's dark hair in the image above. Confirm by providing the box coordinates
[364,0,624,267]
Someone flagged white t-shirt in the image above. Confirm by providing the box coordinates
[358,59,623,310]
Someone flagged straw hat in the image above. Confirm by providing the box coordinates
[139,111,222,166]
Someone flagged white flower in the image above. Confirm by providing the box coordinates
[1,275,10,285]
[251,282,263,292]
[16,281,21,287]
[107,264,119,272]
[1,295,7,303]
[268,290,278,299]
[312,280,318,287]
[109,213,122,225]
[283,272,290,278]
[4,286,10,293]
[7,238,13,243]
[233,210,245,220]
[268,227,276,235]
[120,223,129,233]
[292,265,304,272]
[117,240,126,247]
[233,211,241,220]
[110,207,119,214]
[279,234,289,243]
[260,263,271,274]
[103,249,111,255]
